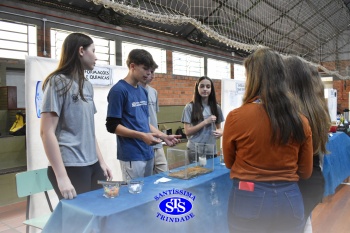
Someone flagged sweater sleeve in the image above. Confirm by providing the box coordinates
[222,111,236,169]
[297,117,314,179]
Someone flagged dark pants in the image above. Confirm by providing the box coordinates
[47,162,105,200]
[298,157,325,218]
[228,179,305,233]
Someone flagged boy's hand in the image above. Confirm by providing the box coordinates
[142,133,162,145]
[163,134,182,147]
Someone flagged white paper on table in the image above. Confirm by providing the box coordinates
[154,177,172,184]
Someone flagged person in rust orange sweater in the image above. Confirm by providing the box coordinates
[223,48,313,233]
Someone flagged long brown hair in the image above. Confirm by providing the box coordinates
[243,48,306,145]
[190,76,219,125]
[42,33,93,101]
[284,56,330,154]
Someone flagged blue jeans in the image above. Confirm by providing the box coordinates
[227,179,305,233]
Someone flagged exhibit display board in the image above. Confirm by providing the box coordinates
[325,88,337,122]
[25,56,128,227]
[220,79,245,150]
[221,79,246,119]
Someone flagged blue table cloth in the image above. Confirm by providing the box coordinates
[323,132,350,196]
[42,134,350,233]
[42,157,232,233]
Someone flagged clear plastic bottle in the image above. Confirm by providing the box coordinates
[340,114,344,126]
[336,114,340,126]
[210,181,219,205]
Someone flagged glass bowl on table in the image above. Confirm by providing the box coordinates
[103,183,120,198]
[98,180,121,198]
[128,180,144,194]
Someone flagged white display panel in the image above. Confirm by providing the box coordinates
[221,79,246,119]
[220,79,245,150]
[25,56,127,223]
[325,88,337,122]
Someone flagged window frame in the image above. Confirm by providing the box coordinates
[207,58,231,79]
[0,20,37,60]
[50,29,116,65]
[172,51,204,77]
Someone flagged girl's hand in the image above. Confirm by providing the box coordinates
[100,162,113,181]
[212,128,223,138]
[57,176,77,199]
[205,115,217,125]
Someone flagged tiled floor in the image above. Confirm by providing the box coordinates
[0,201,26,233]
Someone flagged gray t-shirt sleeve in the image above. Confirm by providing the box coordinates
[147,86,162,149]
[155,90,159,113]
[147,86,159,128]
[41,76,66,116]
[181,103,192,124]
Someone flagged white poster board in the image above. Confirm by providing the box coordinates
[25,56,127,227]
[221,79,246,119]
[325,88,337,122]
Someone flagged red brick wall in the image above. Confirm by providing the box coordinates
[37,25,51,57]
[322,60,350,112]
[151,50,223,106]
[333,80,349,112]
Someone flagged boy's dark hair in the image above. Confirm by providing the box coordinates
[152,63,159,70]
[126,49,157,68]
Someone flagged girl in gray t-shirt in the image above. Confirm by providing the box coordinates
[40,33,112,200]
[181,76,224,163]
